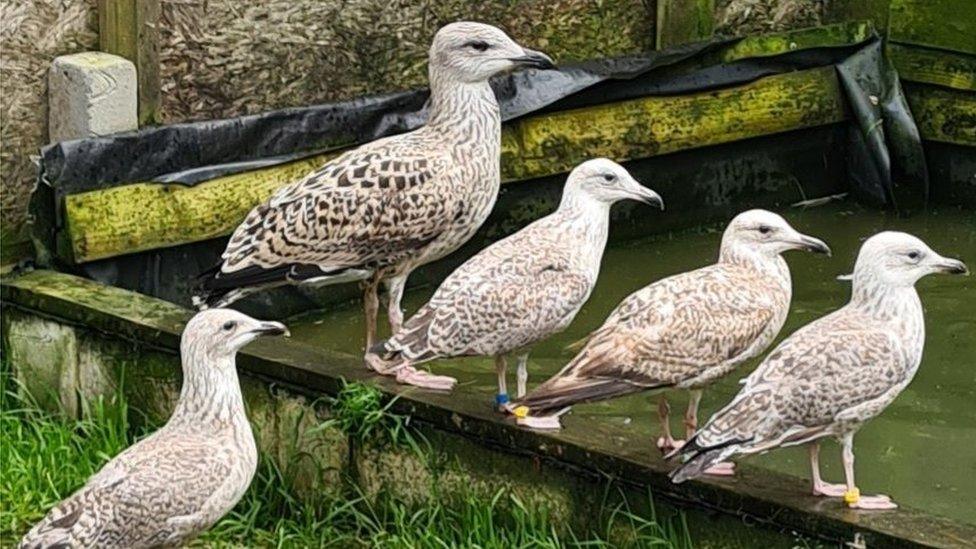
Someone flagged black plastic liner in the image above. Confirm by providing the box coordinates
[30,30,928,305]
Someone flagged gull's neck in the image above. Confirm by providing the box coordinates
[170,347,248,432]
[719,242,790,286]
[850,270,923,322]
[554,192,612,276]
[426,73,500,133]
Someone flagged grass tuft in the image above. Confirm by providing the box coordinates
[1,374,692,548]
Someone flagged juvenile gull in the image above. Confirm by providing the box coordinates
[669,232,968,509]
[19,310,288,548]
[511,210,830,476]
[366,159,663,393]
[194,22,555,353]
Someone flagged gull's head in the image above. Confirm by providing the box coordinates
[564,158,664,208]
[722,209,831,259]
[854,231,968,287]
[429,22,555,84]
[182,309,289,359]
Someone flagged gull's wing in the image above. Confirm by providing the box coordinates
[20,434,233,548]
[197,141,455,304]
[515,264,780,413]
[382,223,593,360]
[691,323,908,452]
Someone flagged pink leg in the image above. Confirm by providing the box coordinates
[385,275,407,334]
[656,395,684,453]
[809,442,846,497]
[362,277,380,352]
[840,433,897,510]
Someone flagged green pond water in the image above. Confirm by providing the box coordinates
[288,201,976,525]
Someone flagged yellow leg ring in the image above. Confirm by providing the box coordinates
[513,406,529,419]
[844,487,860,505]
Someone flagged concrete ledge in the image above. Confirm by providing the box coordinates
[3,269,973,548]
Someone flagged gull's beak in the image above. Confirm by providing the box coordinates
[509,48,556,70]
[793,234,831,256]
[253,321,290,338]
[625,179,664,210]
[934,257,969,275]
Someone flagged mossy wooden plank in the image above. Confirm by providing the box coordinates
[63,67,845,264]
[656,0,714,49]
[98,0,161,125]
[887,0,976,55]
[905,85,976,146]
[508,66,845,181]
[65,153,337,263]
[888,44,976,91]
[718,21,873,63]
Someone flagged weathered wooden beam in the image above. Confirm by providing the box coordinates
[717,21,873,63]
[656,0,714,49]
[887,0,976,55]
[62,67,846,263]
[888,44,976,92]
[905,85,976,146]
[98,0,161,125]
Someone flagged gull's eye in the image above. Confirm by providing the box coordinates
[603,174,616,182]
[758,225,772,235]
[222,321,237,331]
[907,251,921,261]
[465,40,490,52]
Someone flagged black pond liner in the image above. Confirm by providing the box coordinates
[29,30,927,307]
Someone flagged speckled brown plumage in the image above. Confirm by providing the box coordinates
[366,158,662,393]
[671,232,968,509]
[194,22,554,352]
[513,210,830,440]
[19,310,288,548]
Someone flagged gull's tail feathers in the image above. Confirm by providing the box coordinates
[512,345,661,416]
[366,306,440,373]
[192,262,369,310]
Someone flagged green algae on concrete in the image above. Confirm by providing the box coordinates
[4,266,974,547]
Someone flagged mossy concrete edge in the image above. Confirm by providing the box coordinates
[3,269,974,548]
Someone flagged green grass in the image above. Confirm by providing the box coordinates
[0,373,692,548]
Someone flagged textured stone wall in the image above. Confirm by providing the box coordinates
[158,0,656,123]
[0,0,98,242]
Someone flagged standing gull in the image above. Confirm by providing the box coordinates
[511,210,830,476]
[669,232,968,509]
[19,310,288,548]
[194,22,555,356]
[366,159,663,393]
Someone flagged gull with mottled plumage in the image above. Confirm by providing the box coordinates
[511,210,830,477]
[669,232,968,509]
[19,310,288,549]
[194,22,554,359]
[366,159,663,393]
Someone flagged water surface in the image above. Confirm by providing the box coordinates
[289,202,975,525]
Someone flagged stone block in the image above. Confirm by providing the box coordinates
[5,312,79,415]
[48,52,137,143]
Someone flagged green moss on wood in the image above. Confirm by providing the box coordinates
[510,66,845,180]
[888,0,976,55]
[718,21,873,63]
[656,0,715,49]
[905,85,976,146]
[888,44,976,91]
[61,67,846,264]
